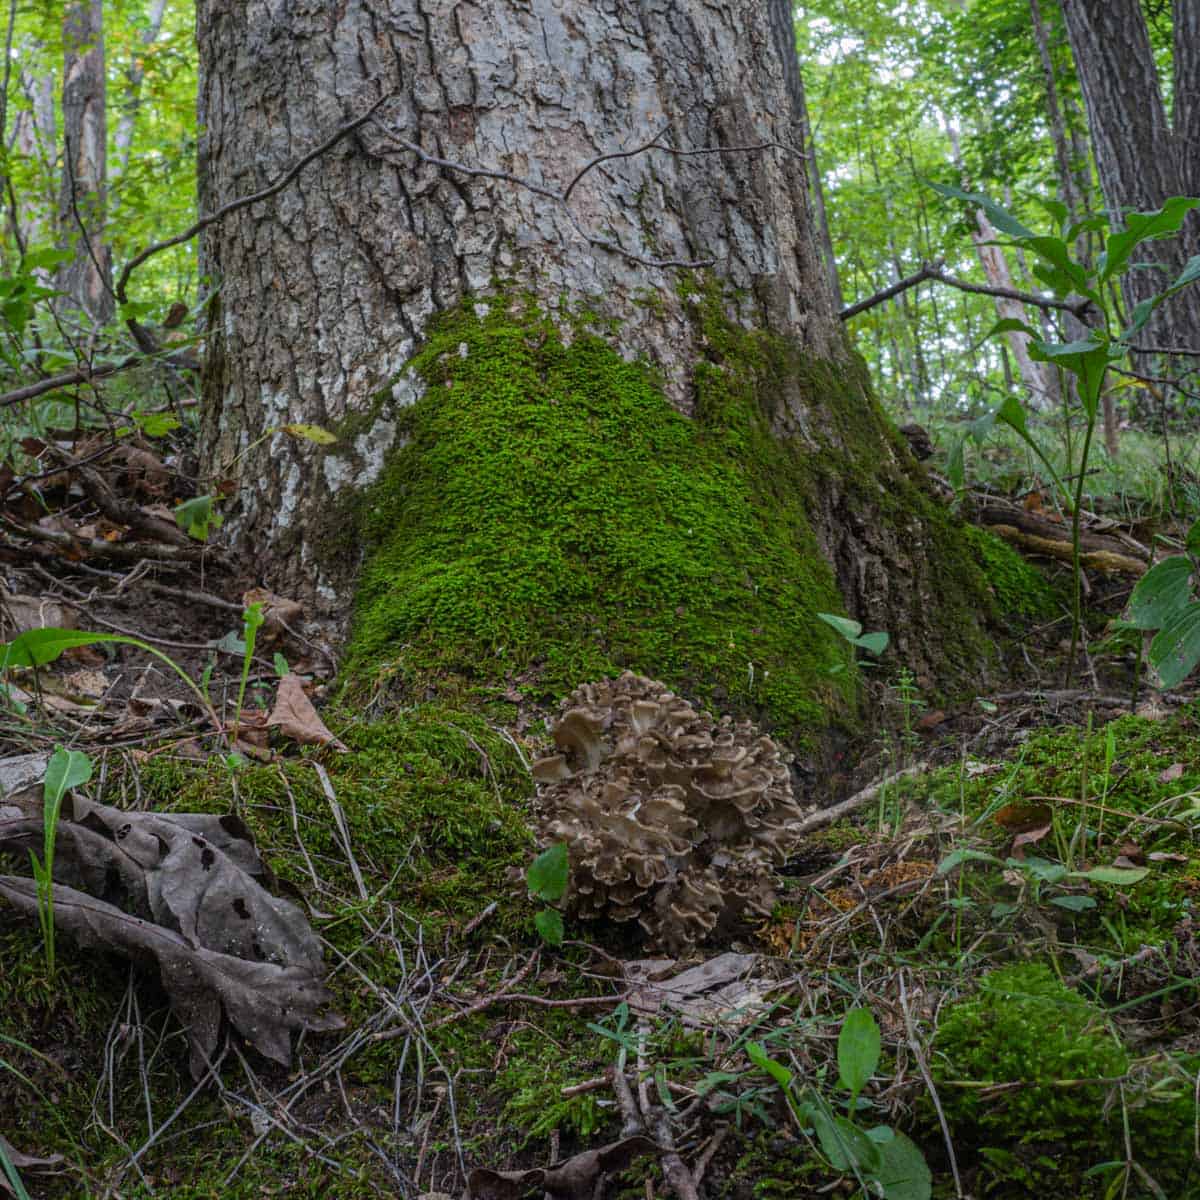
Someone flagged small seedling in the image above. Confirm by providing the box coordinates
[31,746,93,976]
[818,612,890,675]
[527,842,569,945]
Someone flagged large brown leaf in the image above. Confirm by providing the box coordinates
[0,878,341,1079]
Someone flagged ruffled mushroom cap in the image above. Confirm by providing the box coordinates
[531,672,814,952]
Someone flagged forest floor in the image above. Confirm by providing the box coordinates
[2,426,1200,1200]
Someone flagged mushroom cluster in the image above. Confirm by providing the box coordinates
[531,672,814,950]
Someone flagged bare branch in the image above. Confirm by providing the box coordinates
[840,260,1094,322]
[113,94,391,304]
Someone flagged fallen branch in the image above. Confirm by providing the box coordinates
[793,763,931,835]
[0,512,229,566]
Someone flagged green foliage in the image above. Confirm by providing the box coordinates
[29,747,93,977]
[1128,520,1200,687]
[934,962,1128,1143]
[817,613,890,659]
[344,295,859,741]
[748,1007,931,1200]
[528,843,569,946]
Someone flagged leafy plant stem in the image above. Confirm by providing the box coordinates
[1066,409,1098,686]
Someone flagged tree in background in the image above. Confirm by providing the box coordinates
[1060,0,1200,359]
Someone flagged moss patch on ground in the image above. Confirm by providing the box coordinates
[341,294,881,746]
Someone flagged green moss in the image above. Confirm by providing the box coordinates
[962,524,1059,621]
[342,294,864,744]
[935,962,1128,1141]
[933,962,1200,1196]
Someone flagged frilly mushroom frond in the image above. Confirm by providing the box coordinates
[531,672,814,951]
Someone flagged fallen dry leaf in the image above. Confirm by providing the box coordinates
[267,673,347,751]
[0,878,342,1079]
[0,793,342,1078]
[0,1134,63,1195]
[1158,763,1185,784]
[993,802,1053,831]
[243,588,304,644]
[1009,824,1052,859]
[468,1136,657,1200]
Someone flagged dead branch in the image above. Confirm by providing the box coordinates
[840,259,1095,322]
[793,763,931,835]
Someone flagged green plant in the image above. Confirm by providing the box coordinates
[817,612,889,675]
[933,185,1200,682]
[29,746,93,977]
[527,842,569,945]
[937,847,1148,919]
[1127,517,1200,687]
[0,1140,32,1200]
[748,1007,931,1200]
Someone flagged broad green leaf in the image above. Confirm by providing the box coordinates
[746,1041,793,1089]
[995,394,1029,435]
[0,628,127,669]
[1028,336,1112,413]
[1186,519,1200,556]
[838,1008,881,1098]
[1071,865,1150,886]
[527,842,569,902]
[1163,253,1200,299]
[131,411,181,438]
[281,423,338,445]
[1011,856,1068,884]
[273,652,291,677]
[853,631,890,656]
[1128,556,1193,630]
[873,1130,933,1200]
[984,317,1040,340]
[1025,236,1088,293]
[533,908,564,946]
[937,848,1003,875]
[1033,196,1069,227]
[43,748,93,806]
[1050,894,1097,912]
[174,494,223,542]
[1100,198,1200,283]
[817,612,863,641]
[1120,297,1161,343]
[810,1109,882,1174]
[927,181,1036,240]
[1149,603,1200,688]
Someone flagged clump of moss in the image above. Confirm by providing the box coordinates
[962,524,1059,621]
[934,962,1127,1149]
[342,295,866,746]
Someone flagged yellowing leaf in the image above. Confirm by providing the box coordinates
[280,423,338,445]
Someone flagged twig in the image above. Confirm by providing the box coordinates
[793,763,931,835]
[114,94,390,304]
[899,971,962,1199]
[1,511,229,566]
[840,260,1094,322]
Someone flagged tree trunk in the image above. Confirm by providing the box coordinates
[57,0,112,325]
[1060,0,1200,353]
[195,0,995,735]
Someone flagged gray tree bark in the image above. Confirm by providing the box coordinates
[1060,0,1200,353]
[57,0,112,325]
[195,0,987,687]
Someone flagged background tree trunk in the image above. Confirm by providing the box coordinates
[1060,0,1200,354]
[57,0,112,325]
[196,0,994,722]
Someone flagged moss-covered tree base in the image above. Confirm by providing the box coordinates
[334,290,997,749]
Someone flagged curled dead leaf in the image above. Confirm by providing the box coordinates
[267,673,348,752]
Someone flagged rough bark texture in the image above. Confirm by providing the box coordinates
[57,0,112,324]
[1060,0,1200,352]
[196,0,993,703]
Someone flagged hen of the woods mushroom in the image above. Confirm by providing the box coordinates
[531,672,814,951]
